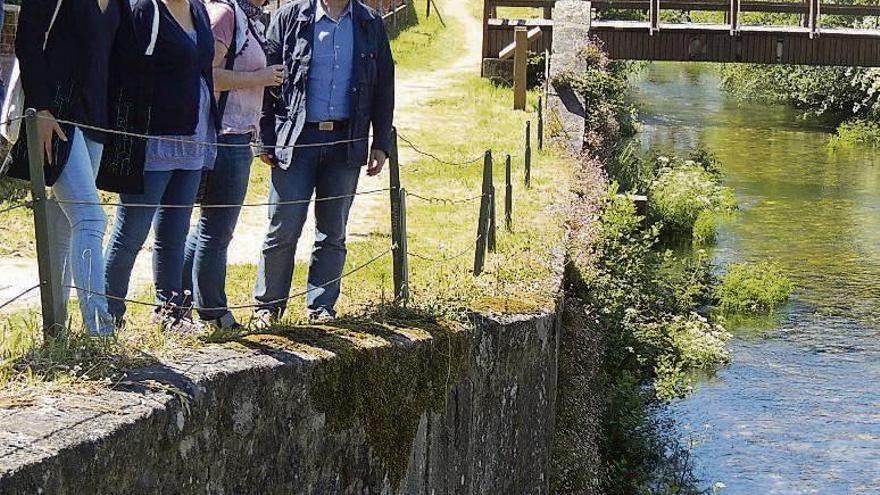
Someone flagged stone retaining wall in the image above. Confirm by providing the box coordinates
[0,310,561,494]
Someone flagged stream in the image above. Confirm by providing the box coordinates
[636,63,880,494]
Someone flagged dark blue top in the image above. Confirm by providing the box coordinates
[82,0,121,143]
[143,0,218,135]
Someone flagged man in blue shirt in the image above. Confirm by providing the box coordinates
[254,0,394,325]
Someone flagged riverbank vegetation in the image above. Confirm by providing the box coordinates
[551,40,733,495]
[716,262,793,314]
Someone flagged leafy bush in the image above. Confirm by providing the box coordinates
[716,262,794,314]
[581,188,730,397]
[649,158,736,235]
[692,210,719,245]
[830,119,880,149]
[644,313,730,399]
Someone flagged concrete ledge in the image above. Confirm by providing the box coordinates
[0,309,561,494]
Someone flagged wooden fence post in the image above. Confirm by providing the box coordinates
[25,108,65,338]
[524,120,532,188]
[388,127,406,301]
[505,154,513,231]
[473,151,492,276]
[396,188,410,303]
[513,26,528,110]
[537,96,544,151]
[488,185,497,253]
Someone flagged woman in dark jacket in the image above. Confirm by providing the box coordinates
[101,0,219,330]
[7,0,128,336]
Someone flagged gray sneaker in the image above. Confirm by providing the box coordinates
[198,313,244,339]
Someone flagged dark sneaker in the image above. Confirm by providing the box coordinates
[308,308,336,324]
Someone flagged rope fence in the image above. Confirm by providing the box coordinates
[0,106,545,339]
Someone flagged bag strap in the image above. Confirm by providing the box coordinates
[42,0,65,51]
[146,0,160,56]
[217,1,240,123]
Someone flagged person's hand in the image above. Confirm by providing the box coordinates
[367,149,387,177]
[258,153,277,167]
[255,65,285,87]
[36,110,67,165]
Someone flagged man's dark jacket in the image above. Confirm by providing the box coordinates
[260,0,395,169]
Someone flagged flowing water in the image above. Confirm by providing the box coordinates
[636,63,880,494]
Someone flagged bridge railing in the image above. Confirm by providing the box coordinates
[590,0,880,37]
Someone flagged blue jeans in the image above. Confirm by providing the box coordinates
[254,127,361,316]
[104,169,202,319]
[48,128,113,335]
[183,133,253,321]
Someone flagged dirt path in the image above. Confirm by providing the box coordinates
[0,0,482,312]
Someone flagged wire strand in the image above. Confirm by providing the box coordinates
[48,116,369,150]
[54,188,391,209]
[0,284,41,312]
[64,245,395,313]
[0,200,32,216]
[406,192,486,205]
[407,235,481,265]
[397,132,485,166]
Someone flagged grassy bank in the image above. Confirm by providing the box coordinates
[1,1,576,400]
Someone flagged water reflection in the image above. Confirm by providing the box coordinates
[636,63,880,494]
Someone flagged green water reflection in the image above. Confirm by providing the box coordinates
[636,63,880,494]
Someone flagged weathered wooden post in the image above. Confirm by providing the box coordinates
[537,96,544,151]
[524,120,532,188]
[488,185,497,253]
[25,108,65,338]
[513,26,528,110]
[396,188,410,303]
[505,154,513,231]
[473,151,492,276]
[388,127,406,301]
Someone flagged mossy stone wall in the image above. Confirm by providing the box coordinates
[0,312,561,494]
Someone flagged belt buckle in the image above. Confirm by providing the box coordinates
[318,121,334,131]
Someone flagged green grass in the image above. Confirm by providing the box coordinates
[1,9,576,397]
[716,261,794,314]
[389,0,465,74]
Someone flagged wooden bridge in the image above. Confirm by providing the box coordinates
[589,1,880,66]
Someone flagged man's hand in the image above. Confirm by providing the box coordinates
[367,149,387,177]
[258,153,277,167]
[36,110,67,165]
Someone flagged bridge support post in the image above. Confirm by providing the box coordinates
[729,0,740,35]
[808,0,820,39]
[649,0,660,35]
[513,26,528,110]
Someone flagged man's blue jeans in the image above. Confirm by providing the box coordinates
[183,133,253,322]
[254,127,361,316]
[105,169,202,319]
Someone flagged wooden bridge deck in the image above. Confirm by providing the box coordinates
[590,21,880,66]
[586,0,880,66]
